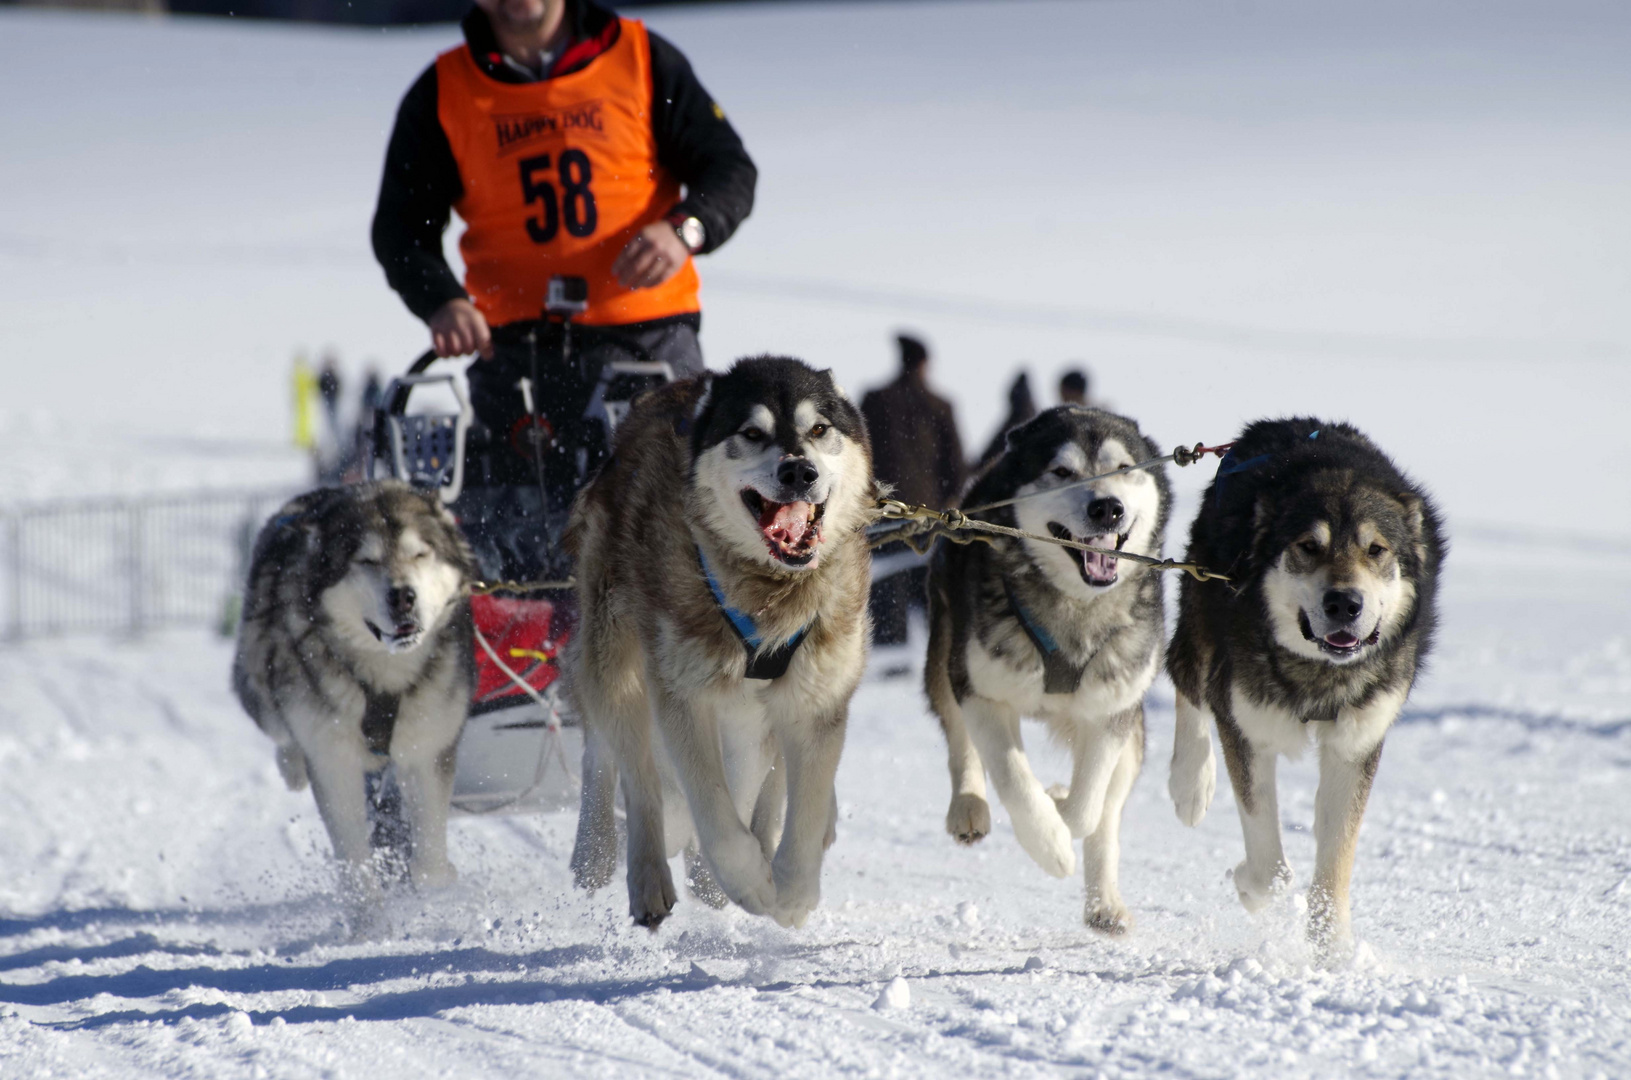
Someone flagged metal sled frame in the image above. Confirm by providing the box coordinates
[368,352,473,506]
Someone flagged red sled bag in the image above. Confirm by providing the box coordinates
[470,593,570,715]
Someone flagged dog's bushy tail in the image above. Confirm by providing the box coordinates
[275,744,309,791]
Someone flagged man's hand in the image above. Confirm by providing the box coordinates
[612,221,691,290]
[428,298,493,360]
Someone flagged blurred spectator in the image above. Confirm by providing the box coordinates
[1059,367,1091,406]
[861,333,965,647]
[347,366,386,481]
[314,351,346,483]
[976,370,1037,471]
[318,351,343,434]
[360,370,384,424]
[291,352,318,453]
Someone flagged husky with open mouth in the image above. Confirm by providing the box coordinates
[232,482,477,931]
[1165,418,1443,964]
[926,406,1170,932]
[566,356,878,930]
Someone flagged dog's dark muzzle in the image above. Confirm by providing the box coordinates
[387,585,417,619]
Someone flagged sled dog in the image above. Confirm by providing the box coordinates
[927,407,1170,932]
[1166,418,1443,961]
[567,356,877,930]
[233,481,477,921]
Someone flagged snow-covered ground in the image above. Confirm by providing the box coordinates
[2,1,1629,1076]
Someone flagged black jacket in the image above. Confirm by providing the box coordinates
[371,1,757,324]
[861,375,967,511]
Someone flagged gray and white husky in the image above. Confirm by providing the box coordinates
[927,406,1170,932]
[232,481,476,923]
[566,356,878,930]
[1166,418,1443,963]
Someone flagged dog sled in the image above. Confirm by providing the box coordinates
[369,288,675,815]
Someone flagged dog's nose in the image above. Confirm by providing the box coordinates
[777,457,820,489]
[1087,497,1124,530]
[1323,588,1363,622]
[388,585,417,616]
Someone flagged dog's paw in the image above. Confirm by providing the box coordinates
[1306,885,1355,968]
[1051,786,1106,839]
[410,858,457,891]
[1308,926,1356,971]
[275,744,309,791]
[945,794,991,845]
[1168,746,1216,828]
[344,888,389,943]
[1232,858,1292,914]
[569,834,619,893]
[771,871,820,930]
[684,848,729,909]
[1011,806,1076,878]
[628,856,678,931]
[707,831,778,917]
[1084,896,1134,936]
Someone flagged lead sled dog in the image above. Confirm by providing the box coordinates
[1166,418,1443,962]
[927,406,1170,932]
[567,356,878,929]
[232,482,478,927]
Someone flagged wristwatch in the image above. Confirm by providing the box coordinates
[666,212,706,254]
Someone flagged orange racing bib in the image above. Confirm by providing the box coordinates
[435,20,700,328]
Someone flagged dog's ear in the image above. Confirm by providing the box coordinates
[674,372,714,438]
[1395,491,1425,539]
[1003,409,1055,452]
[1143,433,1164,464]
[1247,491,1277,567]
[1395,490,1430,566]
[812,366,853,402]
[1252,492,1274,530]
[825,369,852,401]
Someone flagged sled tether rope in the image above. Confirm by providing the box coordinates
[867,440,1237,583]
[470,579,576,595]
[457,441,1238,594]
[463,623,580,814]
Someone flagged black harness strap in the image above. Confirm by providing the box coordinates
[362,691,401,755]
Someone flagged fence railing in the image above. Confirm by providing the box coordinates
[0,488,296,641]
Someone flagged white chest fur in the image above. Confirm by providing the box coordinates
[965,633,1157,727]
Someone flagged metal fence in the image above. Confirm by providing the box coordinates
[0,488,295,641]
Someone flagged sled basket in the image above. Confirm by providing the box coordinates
[371,362,473,504]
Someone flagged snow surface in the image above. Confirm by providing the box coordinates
[2,1,1630,1077]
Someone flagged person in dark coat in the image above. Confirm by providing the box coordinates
[860,334,966,648]
[975,369,1037,471]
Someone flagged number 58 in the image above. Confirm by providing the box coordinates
[519,149,598,242]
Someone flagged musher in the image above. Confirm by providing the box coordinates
[370,0,756,576]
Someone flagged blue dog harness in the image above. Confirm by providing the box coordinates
[698,547,813,681]
[1213,429,1319,508]
[1002,579,1091,695]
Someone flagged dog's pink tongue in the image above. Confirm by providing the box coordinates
[1081,549,1118,581]
[1325,630,1360,648]
[762,500,816,547]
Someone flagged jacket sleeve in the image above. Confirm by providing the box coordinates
[646,30,757,255]
[371,64,469,323]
